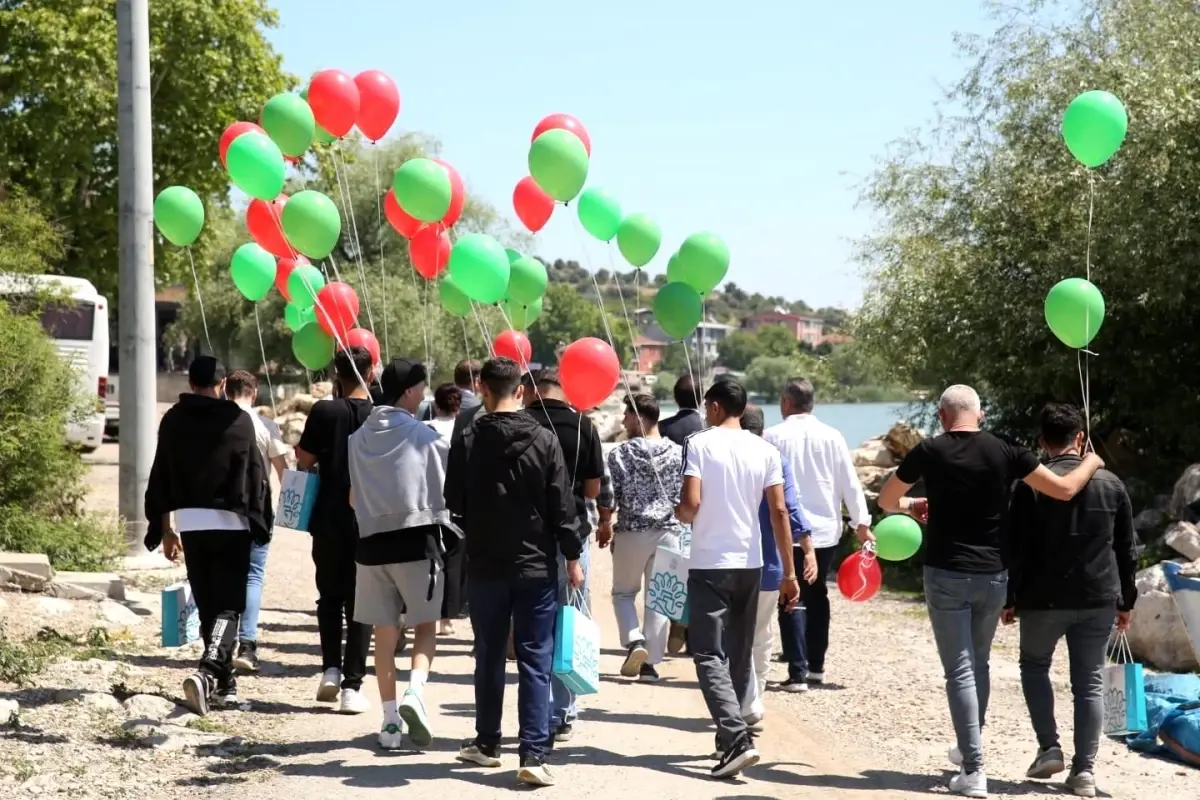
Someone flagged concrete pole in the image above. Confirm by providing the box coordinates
[116,0,156,556]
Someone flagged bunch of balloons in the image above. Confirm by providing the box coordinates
[512,114,592,232]
[650,232,732,341]
[387,157,466,281]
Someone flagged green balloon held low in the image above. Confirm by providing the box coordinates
[675,232,730,295]
[261,92,315,157]
[502,297,543,331]
[229,243,277,302]
[507,255,548,306]
[653,281,703,340]
[617,213,661,268]
[287,263,326,310]
[1045,277,1105,349]
[292,322,334,370]
[528,129,589,202]
[393,158,452,223]
[448,233,510,304]
[1062,90,1128,168]
[282,190,341,259]
[284,302,317,332]
[226,132,286,201]
[577,187,622,241]
[153,186,204,247]
[438,275,473,318]
[873,515,923,562]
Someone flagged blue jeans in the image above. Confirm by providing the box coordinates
[776,604,809,682]
[468,576,558,760]
[239,540,269,643]
[552,539,590,728]
[924,566,1007,774]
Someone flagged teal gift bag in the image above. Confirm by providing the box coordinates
[1103,632,1149,736]
[161,580,200,647]
[276,469,319,531]
[553,589,600,696]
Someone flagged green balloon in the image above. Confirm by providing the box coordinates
[292,322,334,370]
[392,158,452,223]
[577,187,622,241]
[653,281,703,340]
[284,302,317,332]
[438,275,473,318]
[505,248,523,264]
[675,232,730,294]
[666,251,683,283]
[229,243,276,302]
[300,85,337,144]
[153,186,204,247]
[287,263,326,310]
[528,129,588,203]
[448,233,510,304]
[873,515,923,562]
[1062,91,1128,168]
[281,190,341,259]
[507,256,548,305]
[261,93,315,157]
[226,132,286,201]
[617,213,662,268]
[502,297,543,331]
[1044,277,1105,349]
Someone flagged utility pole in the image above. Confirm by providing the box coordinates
[116,0,156,556]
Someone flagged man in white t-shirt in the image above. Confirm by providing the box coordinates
[676,378,801,780]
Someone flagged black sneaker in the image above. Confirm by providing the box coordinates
[518,755,556,787]
[620,639,649,677]
[457,739,502,767]
[553,722,574,743]
[711,733,760,779]
[778,678,809,693]
[639,663,661,683]
[214,676,240,707]
[182,671,215,716]
[232,641,259,673]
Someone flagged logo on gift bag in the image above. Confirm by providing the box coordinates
[1103,685,1126,732]
[649,572,687,619]
[180,593,199,643]
[280,487,302,525]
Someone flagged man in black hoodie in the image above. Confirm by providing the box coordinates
[445,357,583,788]
[1003,402,1138,798]
[144,357,273,716]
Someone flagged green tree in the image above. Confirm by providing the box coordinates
[757,324,801,358]
[528,282,631,367]
[717,330,764,370]
[743,355,801,399]
[0,0,292,300]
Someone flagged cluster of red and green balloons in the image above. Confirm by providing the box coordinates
[1044,90,1127,352]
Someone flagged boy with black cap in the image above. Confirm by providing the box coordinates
[144,356,274,716]
[348,357,457,751]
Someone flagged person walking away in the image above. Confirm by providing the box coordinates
[425,382,466,635]
[1002,402,1138,798]
[675,378,802,779]
[423,358,481,421]
[295,346,376,714]
[659,373,704,446]
[144,357,273,715]
[764,378,873,686]
[445,357,583,788]
[878,384,1105,798]
[427,382,462,440]
[522,367,605,743]
[602,393,685,683]
[741,405,816,713]
[348,358,456,751]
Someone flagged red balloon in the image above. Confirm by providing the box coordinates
[342,327,381,366]
[246,195,291,258]
[434,159,465,228]
[409,225,451,279]
[315,281,360,342]
[532,113,592,156]
[513,176,555,233]
[219,121,264,167]
[307,69,360,138]
[353,70,400,142]
[558,337,620,410]
[837,550,882,602]
[384,189,423,238]
[493,329,533,366]
[275,256,307,301]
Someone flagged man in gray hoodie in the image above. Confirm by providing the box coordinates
[348,358,456,752]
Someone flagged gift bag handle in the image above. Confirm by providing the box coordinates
[567,586,592,618]
[1106,630,1135,665]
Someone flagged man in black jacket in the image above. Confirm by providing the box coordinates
[1003,402,1138,798]
[658,373,704,447]
[445,357,583,788]
[144,357,273,716]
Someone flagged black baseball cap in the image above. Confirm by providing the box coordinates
[187,356,225,388]
[380,357,427,404]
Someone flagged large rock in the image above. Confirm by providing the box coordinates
[311,381,333,400]
[857,466,894,496]
[288,393,317,414]
[0,565,50,593]
[589,410,624,443]
[121,719,233,752]
[0,552,52,580]
[278,411,307,446]
[1164,522,1200,562]
[853,439,896,468]
[1133,508,1168,535]
[883,422,923,460]
[1169,464,1200,521]
[123,694,180,722]
[99,600,143,629]
[1126,562,1200,671]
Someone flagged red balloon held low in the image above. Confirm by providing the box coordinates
[384,189,423,238]
[513,176,555,233]
[409,225,451,279]
[353,70,400,142]
[307,69,360,138]
[315,281,360,341]
[435,159,465,228]
[342,328,381,366]
[493,329,532,366]
[219,121,263,167]
[837,550,882,602]
[558,337,619,410]
[246,195,291,258]
[532,113,591,156]
[275,256,308,300]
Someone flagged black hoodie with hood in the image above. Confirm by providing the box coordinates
[444,410,581,581]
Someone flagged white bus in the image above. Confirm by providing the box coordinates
[0,274,109,452]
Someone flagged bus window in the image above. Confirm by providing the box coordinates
[40,301,96,341]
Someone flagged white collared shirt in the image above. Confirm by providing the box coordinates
[764,413,869,549]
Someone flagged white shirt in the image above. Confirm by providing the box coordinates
[426,417,455,439]
[682,426,784,570]
[764,413,869,549]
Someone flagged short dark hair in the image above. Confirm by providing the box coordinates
[623,392,660,425]
[334,346,373,390]
[188,356,225,389]
[225,370,258,400]
[704,377,748,417]
[673,374,698,409]
[782,378,815,413]
[480,357,522,398]
[1039,402,1084,448]
[740,404,765,436]
[534,367,561,389]
[434,382,462,415]
[454,359,480,389]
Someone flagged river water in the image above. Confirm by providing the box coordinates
[656,401,914,448]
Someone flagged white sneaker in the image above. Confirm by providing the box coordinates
[378,718,405,750]
[949,768,988,798]
[339,688,369,714]
[316,668,341,703]
[398,689,432,747]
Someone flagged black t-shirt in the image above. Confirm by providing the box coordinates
[356,524,445,566]
[297,397,373,534]
[895,431,1039,574]
[524,399,604,523]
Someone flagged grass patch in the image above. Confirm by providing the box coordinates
[0,626,120,686]
[187,716,229,734]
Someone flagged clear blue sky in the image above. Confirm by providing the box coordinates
[266,1,995,310]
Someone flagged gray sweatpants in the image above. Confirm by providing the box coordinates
[688,568,761,751]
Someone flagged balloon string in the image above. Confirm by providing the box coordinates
[332,144,377,337]
[253,304,278,418]
[292,262,371,398]
[460,316,473,366]
[421,276,431,367]
[1080,174,1096,447]
[682,342,700,408]
[853,547,877,602]
[469,301,493,355]
[185,247,212,355]
[603,243,642,371]
[372,147,391,362]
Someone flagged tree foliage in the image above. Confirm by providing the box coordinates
[527,282,632,367]
[855,0,1200,481]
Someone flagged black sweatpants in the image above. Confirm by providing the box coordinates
[181,531,252,683]
[311,533,371,690]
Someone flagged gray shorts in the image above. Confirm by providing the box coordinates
[354,559,444,627]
